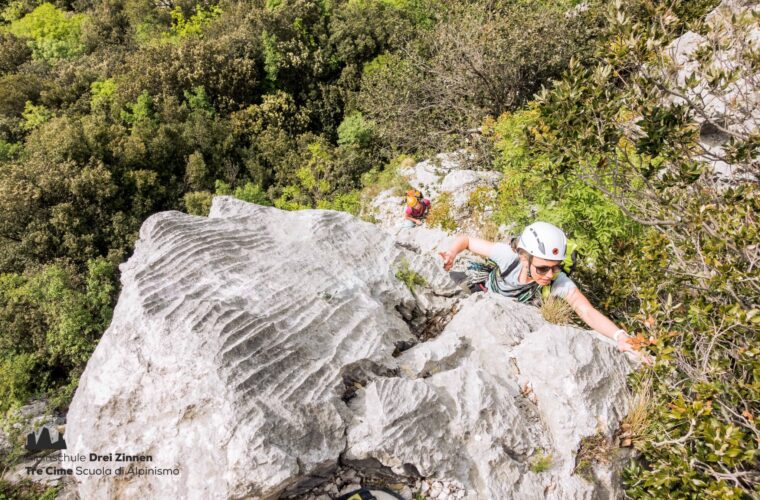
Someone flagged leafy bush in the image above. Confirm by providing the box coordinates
[337,111,374,147]
[0,73,43,119]
[89,78,116,112]
[0,257,117,413]
[0,353,36,413]
[160,4,222,45]
[185,151,207,190]
[317,190,360,215]
[120,90,154,126]
[0,140,21,162]
[425,192,457,232]
[6,3,87,61]
[0,32,32,73]
[20,100,50,130]
[183,191,213,216]
[357,1,603,152]
[215,179,271,206]
[360,154,413,198]
[490,109,641,267]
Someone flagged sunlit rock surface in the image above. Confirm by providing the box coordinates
[67,197,633,499]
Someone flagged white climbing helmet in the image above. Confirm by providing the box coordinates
[517,222,567,260]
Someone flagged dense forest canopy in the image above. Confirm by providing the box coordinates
[0,0,757,497]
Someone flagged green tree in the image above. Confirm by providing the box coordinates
[160,4,222,45]
[0,32,32,74]
[357,1,602,152]
[7,3,87,61]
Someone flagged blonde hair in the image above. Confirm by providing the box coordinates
[510,237,530,260]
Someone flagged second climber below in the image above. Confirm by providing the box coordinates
[439,221,643,360]
[402,189,430,228]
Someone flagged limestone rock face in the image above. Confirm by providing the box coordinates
[368,151,503,239]
[67,197,633,499]
[347,294,632,499]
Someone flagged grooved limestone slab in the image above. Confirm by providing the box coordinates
[66,197,456,499]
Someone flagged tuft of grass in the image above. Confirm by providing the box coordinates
[426,192,457,232]
[620,376,652,449]
[399,157,416,169]
[529,449,553,473]
[395,258,427,292]
[540,295,573,325]
[574,432,613,482]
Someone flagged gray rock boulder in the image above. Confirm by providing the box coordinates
[66,197,633,499]
[347,293,632,499]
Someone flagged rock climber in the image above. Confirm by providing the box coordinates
[402,189,430,228]
[439,221,648,362]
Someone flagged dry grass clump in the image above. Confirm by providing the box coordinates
[619,376,652,449]
[399,157,416,169]
[475,219,499,240]
[540,295,573,325]
[574,432,614,481]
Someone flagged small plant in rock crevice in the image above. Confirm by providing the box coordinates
[540,295,573,325]
[395,258,427,292]
[530,449,553,473]
[574,432,614,482]
[425,192,457,232]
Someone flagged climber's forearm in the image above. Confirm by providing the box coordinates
[579,308,620,340]
[443,235,496,268]
[567,289,620,340]
[450,234,470,256]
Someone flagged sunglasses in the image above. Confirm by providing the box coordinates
[532,263,562,275]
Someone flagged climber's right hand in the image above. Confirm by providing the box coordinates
[617,334,654,366]
[438,251,456,271]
